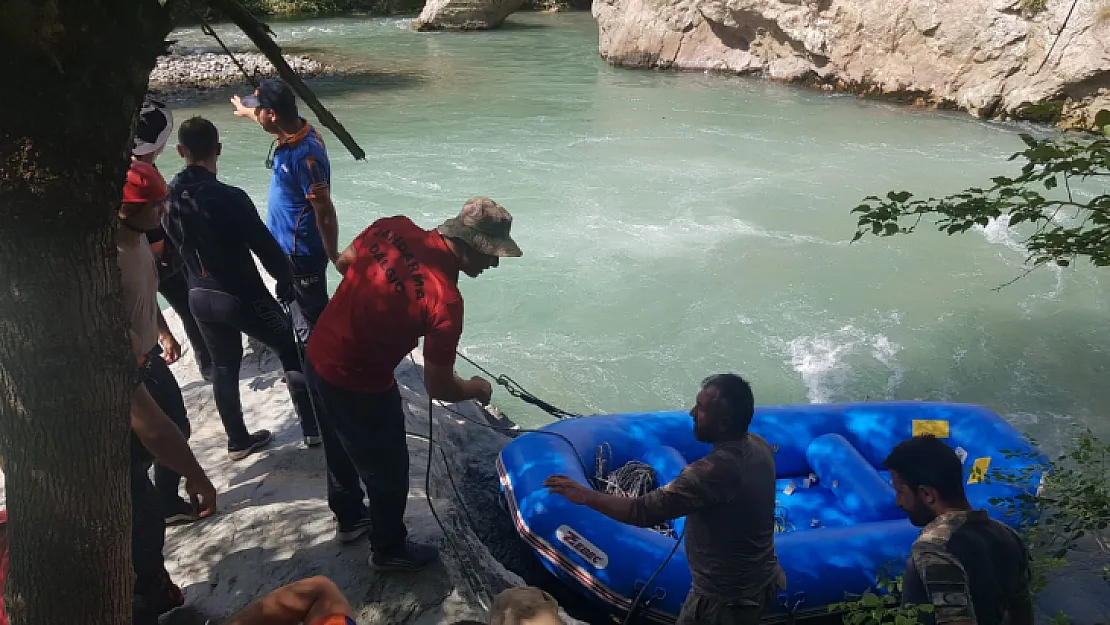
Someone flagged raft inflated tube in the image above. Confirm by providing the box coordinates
[639,446,689,536]
[806,433,899,523]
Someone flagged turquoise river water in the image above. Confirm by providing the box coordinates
[166,12,1109,449]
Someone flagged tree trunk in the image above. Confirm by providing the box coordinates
[0,1,172,623]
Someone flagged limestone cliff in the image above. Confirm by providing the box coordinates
[413,0,524,30]
[593,0,1110,130]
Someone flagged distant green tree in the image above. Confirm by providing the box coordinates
[851,134,1110,271]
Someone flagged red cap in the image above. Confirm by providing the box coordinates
[122,161,168,204]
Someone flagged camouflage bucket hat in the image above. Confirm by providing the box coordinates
[436,197,523,258]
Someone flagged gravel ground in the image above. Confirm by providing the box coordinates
[148,52,334,99]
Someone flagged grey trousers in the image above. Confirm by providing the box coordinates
[675,582,779,625]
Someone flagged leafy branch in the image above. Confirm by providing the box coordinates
[851,135,1110,268]
[986,431,1110,591]
[829,567,935,625]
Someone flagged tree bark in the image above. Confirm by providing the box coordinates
[0,1,172,623]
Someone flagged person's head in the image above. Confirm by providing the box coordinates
[884,435,970,527]
[132,100,174,163]
[119,161,168,232]
[177,116,222,166]
[437,197,524,278]
[490,586,562,625]
[690,373,755,443]
[240,79,299,133]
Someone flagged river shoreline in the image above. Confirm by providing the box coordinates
[148,50,338,100]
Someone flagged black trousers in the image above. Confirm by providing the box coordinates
[131,461,167,599]
[189,287,318,447]
[288,255,330,343]
[306,360,409,555]
[158,270,212,375]
[143,348,191,509]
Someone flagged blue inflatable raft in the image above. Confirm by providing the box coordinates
[497,401,1044,623]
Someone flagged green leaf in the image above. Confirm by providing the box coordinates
[861,593,882,607]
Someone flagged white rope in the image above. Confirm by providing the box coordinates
[594,444,676,538]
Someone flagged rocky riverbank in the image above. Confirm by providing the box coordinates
[149,303,586,625]
[148,51,335,100]
[591,0,1110,132]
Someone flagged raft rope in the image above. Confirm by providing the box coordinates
[774,501,795,534]
[593,443,675,538]
[455,351,582,420]
[402,352,681,624]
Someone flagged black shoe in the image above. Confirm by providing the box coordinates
[304,435,323,447]
[370,541,440,572]
[227,430,273,461]
[164,497,200,526]
[336,517,372,543]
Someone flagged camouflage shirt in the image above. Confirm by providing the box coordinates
[902,510,1032,625]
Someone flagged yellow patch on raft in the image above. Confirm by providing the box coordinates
[912,419,950,438]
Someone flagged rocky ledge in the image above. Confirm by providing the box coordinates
[148,52,334,99]
[412,0,525,30]
[592,0,1110,132]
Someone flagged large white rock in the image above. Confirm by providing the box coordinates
[593,0,1110,130]
[412,0,525,31]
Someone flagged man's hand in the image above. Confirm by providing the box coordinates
[469,376,493,405]
[230,95,256,119]
[544,475,595,506]
[186,474,218,519]
[160,333,181,364]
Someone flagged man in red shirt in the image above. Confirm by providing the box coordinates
[305,197,522,571]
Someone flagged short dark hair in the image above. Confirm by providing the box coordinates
[884,435,966,502]
[178,116,219,161]
[701,373,755,432]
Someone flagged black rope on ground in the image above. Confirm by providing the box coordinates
[455,350,582,420]
[408,355,678,624]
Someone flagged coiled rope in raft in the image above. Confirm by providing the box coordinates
[593,444,794,536]
[593,444,676,538]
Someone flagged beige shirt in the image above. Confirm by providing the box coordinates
[118,234,160,357]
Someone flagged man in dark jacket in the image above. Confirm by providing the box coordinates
[164,116,320,460]
[133,99,213,381]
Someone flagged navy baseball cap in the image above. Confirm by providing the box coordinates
[240,79,297,116]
